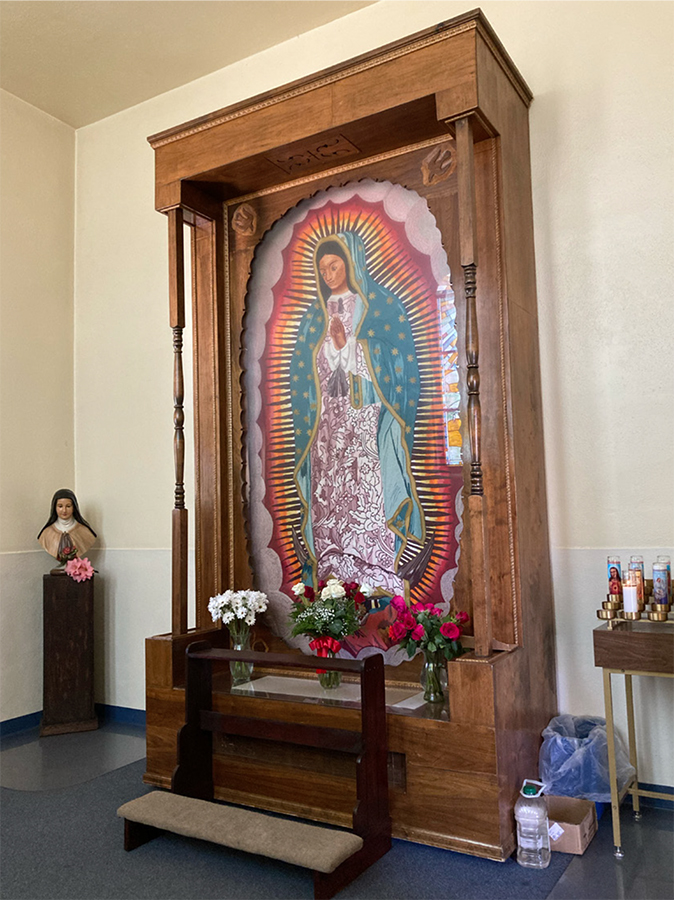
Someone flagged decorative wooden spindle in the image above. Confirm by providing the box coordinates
[169,207,188,635]
[173,325,186,510]
[455,115,492,657]
[464,262,483,496]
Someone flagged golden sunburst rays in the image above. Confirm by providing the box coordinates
[260,198,460,594]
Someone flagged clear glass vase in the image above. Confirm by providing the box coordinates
[421,648,447,704]
[317,651,342,690]
[228,619,253,686]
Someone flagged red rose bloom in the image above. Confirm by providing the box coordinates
[388,621,408,643]
[440,622,461,640]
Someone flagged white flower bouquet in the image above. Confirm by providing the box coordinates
[208,589,268,629]
[208,589,268,685]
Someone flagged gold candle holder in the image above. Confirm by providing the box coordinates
[648,611,669,622]
[651,603,670,613]
[603,600,622,610]
[597,608,617,620]
[623,610,641,620]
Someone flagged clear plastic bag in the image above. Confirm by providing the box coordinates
[539,715,635,802]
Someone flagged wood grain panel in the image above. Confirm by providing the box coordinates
[396,766,501,845]
[390,822,507,860]
[215,732,357,778]
[150,23,504,193]
[472,141,518,648]
[148,12,529,148]
[386,715,496,776]
[158,91,334,186]
[492,648,548,847]
[331,30,477,126]
[145,636,174,690]
[213,755,357,817]
[446,655,496,726]
[41,575,96,734]
[191,214,223,623]
[594,624,674,674]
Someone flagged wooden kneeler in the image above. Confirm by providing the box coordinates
[119,643,392,899]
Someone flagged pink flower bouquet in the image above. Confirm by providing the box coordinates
[387,594,469,662]
[65,557,95,583]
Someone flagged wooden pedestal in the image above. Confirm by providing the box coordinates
[40,573,98,736]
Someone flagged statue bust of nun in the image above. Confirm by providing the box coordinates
[37,489,97,562]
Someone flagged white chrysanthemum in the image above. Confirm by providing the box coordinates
[209,589,267,625]
[208,594,229,622]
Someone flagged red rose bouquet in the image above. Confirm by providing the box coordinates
[388,595,469,702]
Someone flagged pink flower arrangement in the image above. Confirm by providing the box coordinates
[65,557,95,582]
[387,594,469,661]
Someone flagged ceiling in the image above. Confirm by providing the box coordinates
[0,1,375,128]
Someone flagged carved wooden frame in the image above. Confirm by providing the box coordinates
[151,9,550,660]
[145,9,557,859]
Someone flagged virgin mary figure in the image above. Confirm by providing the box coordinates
[290,231,425,596]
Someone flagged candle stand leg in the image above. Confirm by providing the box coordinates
[603,668,624,857]
[624,674,641,819]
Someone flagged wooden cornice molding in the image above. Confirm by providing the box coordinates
[147,9,531,151]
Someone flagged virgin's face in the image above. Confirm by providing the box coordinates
[319,254,348,296]
[56,499,74,520]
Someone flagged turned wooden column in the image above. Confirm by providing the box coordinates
[169,206,188,635]
[455,115,493,658]
[41,574,98,736]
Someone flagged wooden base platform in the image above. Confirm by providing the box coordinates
[144,628,554,861]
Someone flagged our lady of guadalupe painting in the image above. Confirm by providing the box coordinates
[243,180,463,664]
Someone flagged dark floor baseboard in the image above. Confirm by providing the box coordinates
[95,704,146,727]
[637,782,674,810]
[0,712,42,737]
[1,705,146,737]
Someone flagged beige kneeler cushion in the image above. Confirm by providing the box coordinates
[118,791,364,874]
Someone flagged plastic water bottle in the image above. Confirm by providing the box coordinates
[514,779,551,869]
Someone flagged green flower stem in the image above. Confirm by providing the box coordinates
[317,651,342,690]
[422,648,445,704]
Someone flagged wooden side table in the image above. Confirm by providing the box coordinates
[593,622,674,857]
[40,573,98,736]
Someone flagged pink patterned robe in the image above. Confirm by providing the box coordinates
[309,291,404,594]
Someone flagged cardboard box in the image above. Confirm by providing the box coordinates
[547,796,598,854]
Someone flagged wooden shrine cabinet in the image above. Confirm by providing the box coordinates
[144,10,557,861]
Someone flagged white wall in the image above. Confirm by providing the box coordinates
[0,90,76,720]
[5,1,674,784]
